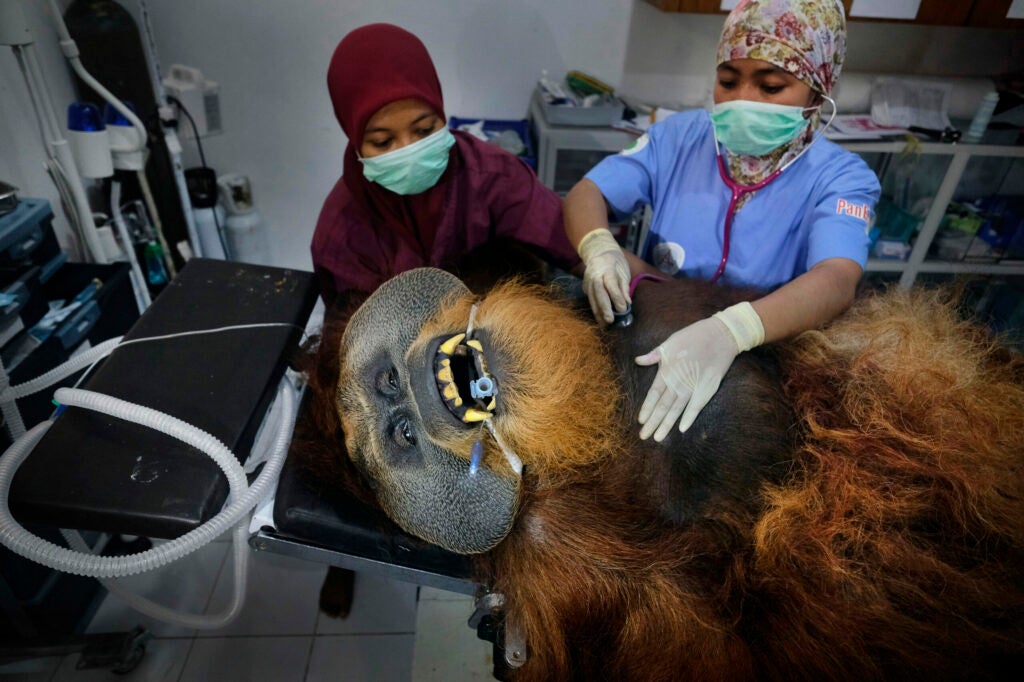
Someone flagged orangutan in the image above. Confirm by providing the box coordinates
[300,267,1024,681]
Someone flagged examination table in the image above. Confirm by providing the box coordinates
[5,258,499,674]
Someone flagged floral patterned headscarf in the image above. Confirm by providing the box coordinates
[715,0,847,190]
[717,0,846,96]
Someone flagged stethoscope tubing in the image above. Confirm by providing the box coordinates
[710,155,782,283]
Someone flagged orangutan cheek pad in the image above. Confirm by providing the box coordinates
[335,268,520,554]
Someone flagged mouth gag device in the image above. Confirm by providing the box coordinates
[436,303,521,478]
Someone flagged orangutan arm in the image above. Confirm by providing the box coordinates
[751,257,862,344]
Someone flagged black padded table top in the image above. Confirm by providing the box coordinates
[9,259,317,539]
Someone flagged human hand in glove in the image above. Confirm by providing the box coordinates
[635,301,764,441]
[577,228,631,325]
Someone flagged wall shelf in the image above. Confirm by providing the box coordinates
[528,94,637,194]
[847,141,1024,287]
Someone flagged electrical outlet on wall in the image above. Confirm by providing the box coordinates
[163,64,222,139]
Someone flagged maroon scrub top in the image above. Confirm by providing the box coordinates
[311,130,579,302]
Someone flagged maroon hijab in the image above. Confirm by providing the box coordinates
[327,23,450,256]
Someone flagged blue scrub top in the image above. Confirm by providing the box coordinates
[586,110,881,291]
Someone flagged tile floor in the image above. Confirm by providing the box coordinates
[0,535,495,681]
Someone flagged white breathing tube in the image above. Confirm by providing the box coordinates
[45,0,148,155]
[0,325,301,628]
[463,304,522,477]
[0,357,29,443]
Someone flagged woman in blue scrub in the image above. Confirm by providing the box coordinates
[564,0,879,443]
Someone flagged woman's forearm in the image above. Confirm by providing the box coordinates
[566,179,659,279]
[625,251,663,279]
[563,179,611,249]
[751,257,862,343]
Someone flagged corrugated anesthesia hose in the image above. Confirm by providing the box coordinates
[0,388,248,577]
[1,337,123,442]
[0,378,295,628]
[91,376,297,629]
[63,522,250,630]
[0,357,27,442]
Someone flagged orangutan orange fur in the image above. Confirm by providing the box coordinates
[414,281,624,480]
[299,279,1024,681]
[468,284,1024,682]
[751,287,1024,679]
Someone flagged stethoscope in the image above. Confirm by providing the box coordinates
[708,95,837,284]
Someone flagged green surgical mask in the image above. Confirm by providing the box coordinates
[360,127,455,195]
[710,100,813,157]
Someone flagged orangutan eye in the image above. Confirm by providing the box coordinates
[376,366,400,397]
[392,416,417,448]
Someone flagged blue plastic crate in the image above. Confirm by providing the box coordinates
[448,117,536,170]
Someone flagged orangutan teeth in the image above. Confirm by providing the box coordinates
[435,332,499,425]
[437,358,463,407]
[439,333,465,356]
[463,408,491,423]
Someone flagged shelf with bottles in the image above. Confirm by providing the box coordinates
[843,138,1024,287]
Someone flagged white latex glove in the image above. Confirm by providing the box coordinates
[577,228,631,325]
[635,302,765,441]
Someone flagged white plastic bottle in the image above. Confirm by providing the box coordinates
[218,173,268,265]
[192,204,227,259]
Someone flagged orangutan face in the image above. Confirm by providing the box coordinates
[335,268,519,553]
[334,268,621,554]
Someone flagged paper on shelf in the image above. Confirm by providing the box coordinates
[850,0,921,20]
[1009,0,1024,20]
[870,78,952,131]
[825,115,910,140]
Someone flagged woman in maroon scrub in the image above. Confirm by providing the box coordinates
[311,23,578,307]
